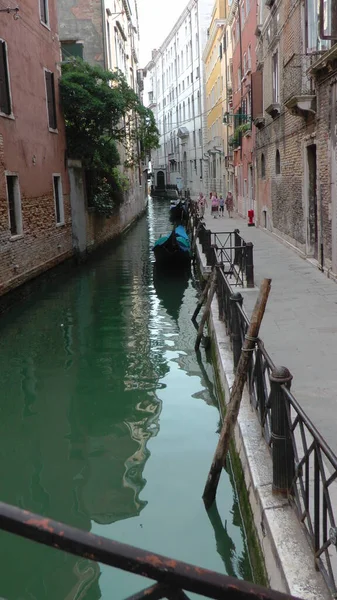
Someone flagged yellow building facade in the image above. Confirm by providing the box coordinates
[203,0,226,195]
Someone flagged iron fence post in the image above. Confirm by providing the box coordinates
[234,229,241,266]
[207,245,217,267]
[230,292,243,369]
[245,242,254,288]
[202,228,211,258]
[270,366,295,494]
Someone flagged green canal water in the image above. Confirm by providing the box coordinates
[0,198,253,599]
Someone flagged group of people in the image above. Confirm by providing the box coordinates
[197,191,234,219]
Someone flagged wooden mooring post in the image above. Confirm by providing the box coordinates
[194,269,217,352]
[203,278,271,509]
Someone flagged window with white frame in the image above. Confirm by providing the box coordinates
[6,174,22,236]
[272,50,279,103]
[53,175,64,224]
[45,69,57,130]
[306,0,332,51]
[247,45,251,71]
[0,40,11,115]
[40,0,49,25]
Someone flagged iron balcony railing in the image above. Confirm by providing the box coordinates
[0,501,304,600]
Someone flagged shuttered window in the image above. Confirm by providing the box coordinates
[0,41,11,115]
[45,70,57,130]
[251,70,263,119]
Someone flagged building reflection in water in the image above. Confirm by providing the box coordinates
[0,213,165,599]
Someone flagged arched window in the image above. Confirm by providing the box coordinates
[275,149,281,175]
[261,153,265,178]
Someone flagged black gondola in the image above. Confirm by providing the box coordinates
[169,200,188,224]
[152,225,191,268]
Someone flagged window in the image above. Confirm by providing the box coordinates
[53,176,64,224]
[261,154,266,178]
[196,66,200,78]
[199,159,203,179]
[193,130,196,147]
[197,90,201,113]
[275,149,281,175]
[196,33,199,57]
[40,0,49,25]
[243,53,247,75]
[246,0,250,15]
[6,174,22,236]
[241,1,245,23]
[199,128,202,146]
[45,70,57,130]
[306,0,332,51]
[272,51,279,103]
[188,98,190,118]
[61,41,84,62]
[247,45,252,71]
[0,41,11,115]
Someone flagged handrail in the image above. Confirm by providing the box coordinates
[213,254,337,596]
[0,501,304,600]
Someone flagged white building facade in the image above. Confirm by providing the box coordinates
[144,0,214,198]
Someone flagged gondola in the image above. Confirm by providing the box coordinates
[169,200,188,224]
[152,225,191,268]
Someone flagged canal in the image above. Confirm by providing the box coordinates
[0,198,253,599]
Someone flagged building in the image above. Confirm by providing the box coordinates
[57,0,148,252]
[144,0,214,198]
[253,0,337,276]
[228,0,256,218]
[220,1,234,197]
[0,0,72,298]
[203,0,226,196]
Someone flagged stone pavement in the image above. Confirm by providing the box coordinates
[201,209,337,456]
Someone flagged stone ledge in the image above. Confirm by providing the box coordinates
[206,288,331,599]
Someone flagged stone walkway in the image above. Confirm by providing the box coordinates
[201,209,337,456]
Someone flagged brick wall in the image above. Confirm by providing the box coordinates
[255,0,314,251]
[0,129,72,295]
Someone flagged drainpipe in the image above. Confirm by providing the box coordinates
[319,183,324,271]
[238,0,243,162]
[223,3,229,195]
[101,0,108,69]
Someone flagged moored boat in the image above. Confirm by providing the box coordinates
[169,200,188,224]
[152,225,191,268]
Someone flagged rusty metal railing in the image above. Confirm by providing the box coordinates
[0,501,303,600]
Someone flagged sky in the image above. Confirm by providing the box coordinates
[137,0,188,66]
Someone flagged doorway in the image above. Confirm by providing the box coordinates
[306,145,318,259]
[157,171,165,189]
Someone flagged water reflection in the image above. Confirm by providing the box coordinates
[0,197,253,600]
[153,266,190,322]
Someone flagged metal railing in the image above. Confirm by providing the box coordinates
[196,221,254,288]
[215,268,337,597]
[0,501,304,600]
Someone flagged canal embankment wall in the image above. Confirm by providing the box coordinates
[195,242,331,600]
[0,175,148,314]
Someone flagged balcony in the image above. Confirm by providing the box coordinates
[283,54,316,117]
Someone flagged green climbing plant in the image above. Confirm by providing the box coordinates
[60,58,159,216]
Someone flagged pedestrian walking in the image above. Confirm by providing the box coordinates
[198,192,207,218]
[225,191,234,218]
[219,194,225,216]
[211,193,219,218]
